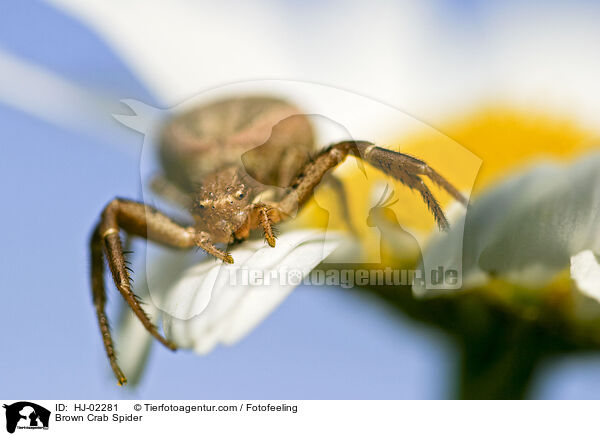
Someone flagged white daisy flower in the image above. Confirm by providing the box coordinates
[414,153,600,298]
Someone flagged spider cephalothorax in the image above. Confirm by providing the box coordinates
[190,166,257,244]
[90,96,467,385]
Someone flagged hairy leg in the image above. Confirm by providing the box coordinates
[322,174,359,236]
[91,198,229,384]
[251,203,277,246]
[90,224,126,385]
[361,145,468,206]
[267,141,463,231]
[150,175,193,209]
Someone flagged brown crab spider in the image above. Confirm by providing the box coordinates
[90,96,467,385]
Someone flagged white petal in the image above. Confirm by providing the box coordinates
[0,49,129,145]
[112,99,163,134]
[45,1,434,112]
[115,228,340,381]
[219,233,342,346]
[48,1,600,129]
[115,303,156,386]
[162,228,342,354]
[414,153,600,296]
[115,245,202,384]
[571,250,600,302]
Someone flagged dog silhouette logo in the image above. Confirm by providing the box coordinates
[3,402,50,433]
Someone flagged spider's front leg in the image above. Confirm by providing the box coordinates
[242,203,278,247]
[263,141,466,232]
[90,198,230,385]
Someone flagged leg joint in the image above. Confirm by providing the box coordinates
[101,227,119,238]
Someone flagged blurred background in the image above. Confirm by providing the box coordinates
[2,0,600,399]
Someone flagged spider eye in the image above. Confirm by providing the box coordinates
[237,192,245,199]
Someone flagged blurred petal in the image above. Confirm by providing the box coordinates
[48,1,600,129]
[115,300,156,387]
[0,48,129,145]
[414,152,600,296]
[112,99,163,133]
[46,1,435,111]
[571,250,600,302]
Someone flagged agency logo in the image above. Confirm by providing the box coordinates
[2,402,50,434]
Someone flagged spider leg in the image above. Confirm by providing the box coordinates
[270,141,358,220]
[322,173,359,236]
[361,145,468,206]
[92,198,223,384]
[150,175,193,209]
[193,231,234,263]
[248,203,277,247]
[264,141,458,231]
[90,224,126,385]
[392,170,449,230]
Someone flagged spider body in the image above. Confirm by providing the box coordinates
[90,95,467,385]
[159,96,314,191]
[157,97,321,246]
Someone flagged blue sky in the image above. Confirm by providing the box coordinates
[1,0,600,399]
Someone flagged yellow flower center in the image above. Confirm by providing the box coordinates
[295,106,599,264]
